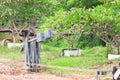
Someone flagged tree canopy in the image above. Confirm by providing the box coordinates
[40,0,120,53]
[0,0,120,54]
[0,0,54,28]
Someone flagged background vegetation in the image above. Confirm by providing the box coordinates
[0,0,120,73]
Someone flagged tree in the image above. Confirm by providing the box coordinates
[40,0,120,51]
[0,0,54,42]
[88,3,120,54]
[41,8,89,49]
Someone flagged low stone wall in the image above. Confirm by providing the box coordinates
[8,43,23,48]
[62,49,81,57]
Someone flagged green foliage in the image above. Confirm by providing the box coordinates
[39,0,120,51]
[98,0,120,4]
[78,34,105,48]
[90,0,120,30]
[0,0,120,53]
[88,2,120,54]
[43,37,69,48]
[0,0,54,27]
[55,0,102,10]
[41,8,89,48]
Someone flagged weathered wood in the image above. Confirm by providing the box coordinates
[0,25,35,37]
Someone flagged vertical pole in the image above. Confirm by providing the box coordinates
[33,40,37,67]
[28,40,31,67]
[96,71,99,80]
[25,38,28,67]
[35,40,37,65]
[30,41,34,69]
[25,38,31,68]
[36,41,40,65]
[32,40,40,71]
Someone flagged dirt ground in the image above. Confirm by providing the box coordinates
[0,58,97,80]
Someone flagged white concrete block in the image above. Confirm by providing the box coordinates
[62,49,81,57]
[108,54,120,60]
[8,43,23,48]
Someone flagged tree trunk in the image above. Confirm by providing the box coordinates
[13,35,16,43]
[12,34,20,43]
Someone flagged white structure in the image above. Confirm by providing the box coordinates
[8,43,23,48]
[108,54,120,60]
[62,49,81,57]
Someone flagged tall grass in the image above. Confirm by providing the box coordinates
[0,46,24,60]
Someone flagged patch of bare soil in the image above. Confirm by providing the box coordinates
[0,58,96,80]
[58,74,96,80]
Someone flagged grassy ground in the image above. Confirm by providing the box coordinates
[41,45,108,68]
[0,45,109,68]
[0,46,24,60]
[0,44,118,75]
